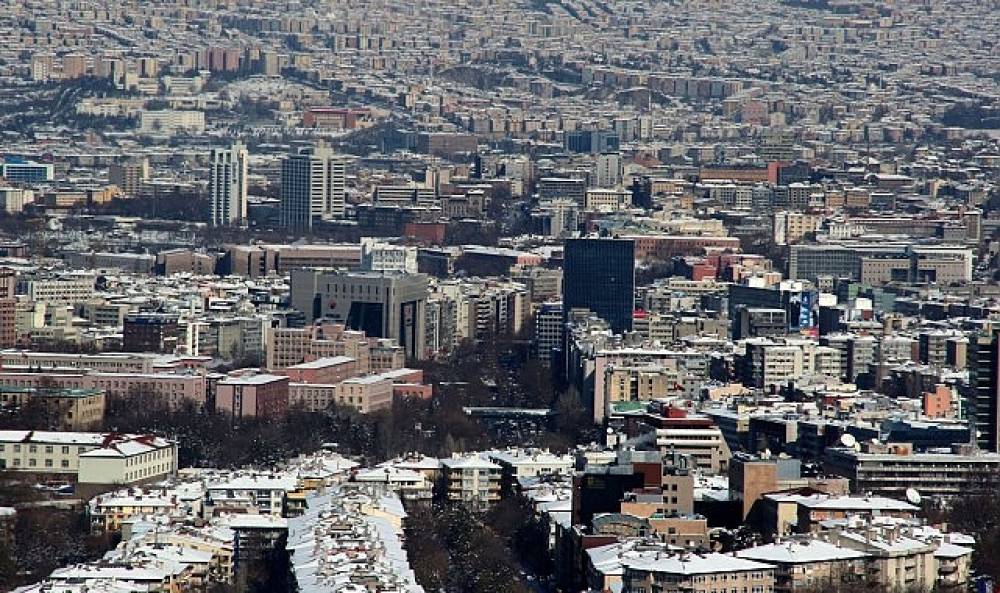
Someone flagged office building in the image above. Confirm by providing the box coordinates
[563,238,635,334]
[215,374,290,420]
[210,141,249,226]
[279,142,346,231]
[538,177,587,203]
[564,130,619,154]
[824,445,1000,497]
[969,328,1000,452]
[108,159,149,198]
[1,160,54,184]
[360,238,417,273]
[534,302,563,365]
[621,552,774,593]
[594,152,623,188]
[290,269,429,359]
[0,386,105,430]
[138,110,205,135]
[123,313,181,353]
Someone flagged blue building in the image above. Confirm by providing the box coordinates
[1,160,54,184]
[563,238,635,334]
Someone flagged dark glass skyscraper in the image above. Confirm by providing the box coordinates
[969,328,1000,452]
[562,238,635,334]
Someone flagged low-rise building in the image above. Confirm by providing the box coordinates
[215,374,289,420]
[440,453,501,509]
[621,551,775,593]
[736,539,867,593]
[0,386,105,430]
[0,431,176,496]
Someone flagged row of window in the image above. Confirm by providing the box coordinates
[125,448,171,466]
[125,464,170,481]
[1,458,70,469]
[0,444,85,454]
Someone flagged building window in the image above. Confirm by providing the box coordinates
[61,460,69,468]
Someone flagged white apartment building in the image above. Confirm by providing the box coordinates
[440,453,501,509]
[487,449,574,481]
[209,141,248,227]
[23,274,96,304]
[0,431,176,493]
[279,142,347,230]
[139,110,206,135]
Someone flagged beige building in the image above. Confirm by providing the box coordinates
[736,540,866,593]
[0,431,176,496]
[139,109,206,135]
[773,212,821,246]
[440,453,501,509]
[650,419,731,475]
[89,491,181,532]
[108,159,150,198]
[832,527,937,592]
[288,376,393,414]
[0,386,105,430]
[745,341,806,388]
[266,324,373,372]
[621,552,775,593]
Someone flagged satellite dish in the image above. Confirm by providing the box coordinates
[763,448,772,458]
[905,488,922,505]
[841,434,857,448]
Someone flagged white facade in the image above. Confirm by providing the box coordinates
[279,142,347,230]
[209,142,248,227]
[0,431,176,486]
[0,187,34,214]
[139,110,206,135]
[360,238,418,273]
[594,152,623,188]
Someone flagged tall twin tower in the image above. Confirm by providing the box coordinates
[209,140,346,230]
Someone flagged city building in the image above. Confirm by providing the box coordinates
[290,270,429,360]
[215,374,290,420]
[123,313,181,353]
[968,327,1000,452]
[0,386,105,430]
[440,453,501,509]
[620,552,775,593]
[563,238,635,334]
[209,141,249,226]
[108,159,149,198]
[279,141,347,230]
[0,431,176,497]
